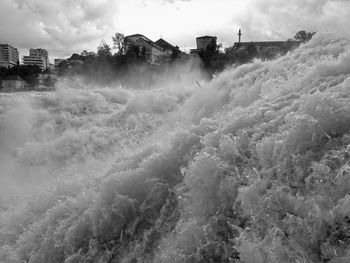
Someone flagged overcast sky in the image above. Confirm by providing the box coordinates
[1,0,349,61]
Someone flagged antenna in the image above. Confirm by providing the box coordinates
[238,29,242,43]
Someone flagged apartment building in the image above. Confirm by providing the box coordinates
[23,56,47,71]
[23,48,49,71]
[0,44,19,68]
[30,48,49,68]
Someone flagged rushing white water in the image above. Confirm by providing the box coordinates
[1,33,350,263]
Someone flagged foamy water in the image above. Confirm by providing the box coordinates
[1,33,350,262]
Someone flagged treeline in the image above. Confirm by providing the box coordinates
[1,30,313,88]
[57,30,313,85]
[56,36,186,87]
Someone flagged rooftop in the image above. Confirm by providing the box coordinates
[125,33,164,50]
[155,38,177,50]
[125,34,154,43]
[0,44,18,50]
[197,36,217,39]
[125,34,145,38]
[234,40,301,46]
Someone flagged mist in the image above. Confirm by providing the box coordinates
[1,33,350,262]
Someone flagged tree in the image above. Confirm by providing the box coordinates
[97,41,112,58]
[69,53,81,60]
[171,46,181,61]
[293,31,316,43]
[206,39,221,55]
[80,50,97,62]
[141,47,147,60]
[56,60,70,76]
[125,44,140,60]
[112,33,125,55]
[4,65,41,86]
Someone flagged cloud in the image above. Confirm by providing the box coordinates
[0,0,349,60]
[233,0,350,42]
[0,0,119,58]
[162,0,191,2]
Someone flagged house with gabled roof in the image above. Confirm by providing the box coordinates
[155,38,178,55]
[124,34,167,64]
[154,38,183,61]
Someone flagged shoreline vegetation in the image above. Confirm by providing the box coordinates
[0,31,314,92]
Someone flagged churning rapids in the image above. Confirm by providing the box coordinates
[1,33,350,263]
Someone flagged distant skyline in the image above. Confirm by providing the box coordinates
[1,0,350,61]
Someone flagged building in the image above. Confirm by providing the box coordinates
[29,48,48,58]
[190,36,217,55]
[155,38,178,56]
[1,75,27,90]
[30,48,49,68]
[233,41,299,52]
[232,29,301,59]
[23,48,49,70]
[0,44,19,68]
[196,36,217,51]
[233,41,301,59]
[124,34,166,64]
[23,55,47,71]
[154,38,182,61]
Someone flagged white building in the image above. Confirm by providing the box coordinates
[23,55,47,71]
[23,48,49,71]
[0,44,19,68]
[30,48,49,68]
